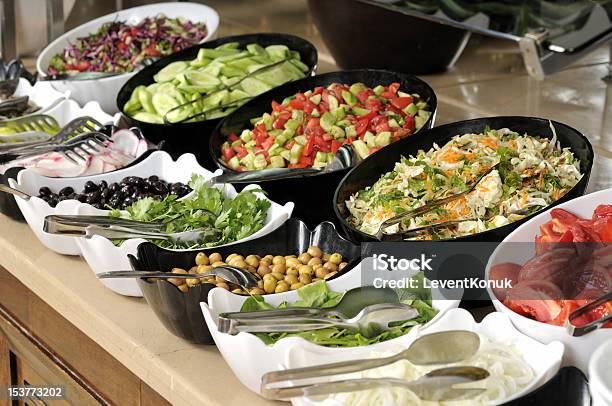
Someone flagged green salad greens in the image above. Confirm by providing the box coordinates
[240,274,438,347]
[109,174,271,249]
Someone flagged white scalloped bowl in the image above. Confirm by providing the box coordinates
[10,151,212,256]
[485,187,612,375]
[75,184,294,297]
[13,78,69,110]
[291,308,564,406]
[36,2,219,113]
[201,265,460,395]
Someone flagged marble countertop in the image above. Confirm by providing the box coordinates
[4,0,612,405]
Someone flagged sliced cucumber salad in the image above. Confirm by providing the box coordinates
[123,42,310,124]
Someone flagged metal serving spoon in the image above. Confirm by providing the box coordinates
[262,365,490,401]
[218,303,419,338]
[209,144,361,184]
[218,286,402,320]
[262,330,481,386]
[97,265,260,289]
[0,183,30,200]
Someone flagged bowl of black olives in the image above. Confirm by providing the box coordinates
[9,151,214,256]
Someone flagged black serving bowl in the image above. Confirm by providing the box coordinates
[210,69,437,228]
[307,0,470,74]
[0,126,158,221]
[335,116,594,243]
[117,33,318,171]
[128,218,361,344]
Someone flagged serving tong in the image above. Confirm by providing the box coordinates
[211,144,361,184]
[260,331,486,400]
[43,214,221,244]
[566,291,612,336]
[162,58,292,124]
[0,116,108,164]
[373,163,501,241]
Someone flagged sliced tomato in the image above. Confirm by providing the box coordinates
[290,98,304,110]
[314,136,331,152]
[355,118,369,136]
[143,47,162,57]
[118,42,127,50]
[299,155,313,166]
[380,91,395,99]
[403,115,415,130]
[331,140,342,154]
[592,217,612,242]
[74,61,91,71]
[233,146,248,159]
[285,140,296,150]
[295,92,307,102]
[272,117,287,130]
[228,133,239,142]
[261,136,275,151]
[271,100,282,112]
[221,147,235,161]
[356,90,371,103]
[391,96,413,109]
[303,136,315,156]
[593,205,612,220]
[489,262,521,300]
[388,83,400,94]
[364,98,382,112]
[313,86,325,95]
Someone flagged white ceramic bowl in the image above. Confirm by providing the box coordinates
[10,151,209,256]
[75,184,294,297]
[201,265,460,395]
[36,2,220,113]
[13,78,69,110]
[292,308,564,406]
[590,338,612,406]
[485,187,612,374]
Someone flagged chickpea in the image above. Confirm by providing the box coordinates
[247,265,257,274]
[298,252,312,264]
[264,254,274,262]
[260,258,272,267]
[232,288,244,294]
[263,278,277,293]
[275,281,289,293]
[329,253,342,265]
[197,264,213,274]
[312,263,324,271]
[272,263,286,274]
[257,266,271,277]
[167,278,185,287]
[290,282,304,290]
[171,268,187,274]
[272,255,286,266]
[216,282,230,290]
[339,262,348,271]
[312,277,322,282]
[189,266,198,273]
[250,287,265,295]
[323,262,338,272]
[195,252,210,266]
[257,280,264,289]
[202,276,215,284]
[226,253,238,263]
[299,274,312,284]
[315,267,330,279]
[286,268,299,276]
[307,246,323,258]
[177,284,189,293]
[284,274,299,285]
[212,261,226,268]
[245,255,259,267]
[298,265,314,275]
[271,272,285,281]
[324,271,338,280]
[308,257,322,267]
[186,278,200,287]
[322,253,331,262]
[209,252,222,264]
[230,259,248,269]
[215,275,227,284]
[286,257,301,269]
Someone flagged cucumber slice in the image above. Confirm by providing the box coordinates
[265,45,290,60]
[138,89,156,115]
[228,89,250,102]
[220,65,245,77]
[247,43,266,55]
[154,61,188,83]
[217,42,240,50]
[185,70,221,87]
[202,90,228,107]
[152,93,180,116]
[132,112,163,124]
[240,77,272,96]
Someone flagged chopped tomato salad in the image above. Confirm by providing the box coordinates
[490,205,612,328]
[219,82,431,171]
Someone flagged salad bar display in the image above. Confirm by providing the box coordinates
[0,2,610,406]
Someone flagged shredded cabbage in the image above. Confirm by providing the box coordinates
[310,334,533,406]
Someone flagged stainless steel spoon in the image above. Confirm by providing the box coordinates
[218,303,419,338]
[0,183,30,200]
[262,330,481,386]
[97,265,261,288]
[261,365,489,401]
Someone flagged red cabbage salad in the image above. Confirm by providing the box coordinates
[47,14,208,75]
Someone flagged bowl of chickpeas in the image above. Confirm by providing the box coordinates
[128,218,360,344]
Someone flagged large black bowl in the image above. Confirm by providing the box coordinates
[128,218,361,344]
[334,116,594,243]
[117,33,318,171]
[307,0,470,74]
[210,69,437,228]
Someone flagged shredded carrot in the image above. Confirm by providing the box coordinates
[480,138,498,149]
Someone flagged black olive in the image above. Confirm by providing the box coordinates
[109,182,119,193]
[122,176,143,187]
[123,196,134,207]
[99,180,108,190]
[92,203,103,209]
[58,186,74,196]
[77,194,87,202]
[120,185,133,195]
[152,181,168,195]
[148,175,159,182]
[48,197,58,207]
[83,181,97,193]
[87,191,101,204]
[100,188,112,199]
[108,196,120,208]
[39,186,52,196]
